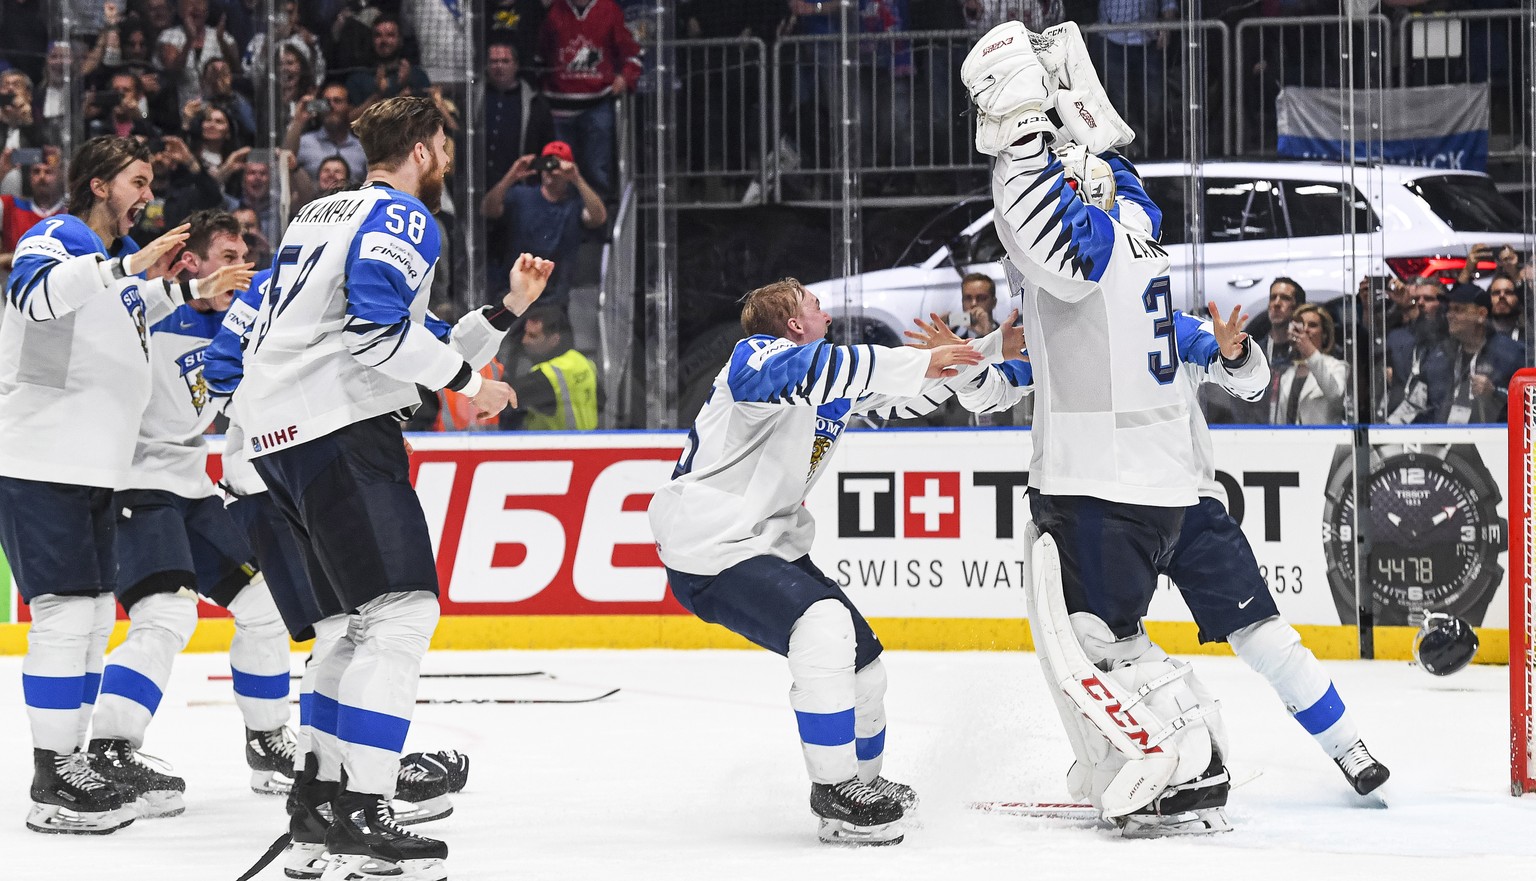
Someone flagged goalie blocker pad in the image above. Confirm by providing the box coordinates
[1023,523,1222,818]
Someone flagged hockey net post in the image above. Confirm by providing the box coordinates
[1511,369,1536,795]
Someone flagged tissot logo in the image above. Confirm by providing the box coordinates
[837,471,962,539]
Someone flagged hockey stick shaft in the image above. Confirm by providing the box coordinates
[206,671,550,682]
[417,688,621,705]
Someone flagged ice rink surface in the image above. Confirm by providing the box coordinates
[4,647,1533,880]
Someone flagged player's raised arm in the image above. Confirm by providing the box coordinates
[204,269,271,402]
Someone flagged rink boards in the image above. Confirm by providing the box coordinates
[0,426,1513,662]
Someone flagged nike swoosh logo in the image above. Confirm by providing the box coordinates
[1238,597,1255,609]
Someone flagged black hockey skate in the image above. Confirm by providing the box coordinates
[392,757,453,826]
[283,756,340,880]
[88,737,185,818]
[26,749,136,835]
[1335,739,1390,796]
[867,776,919,813]
[247,726,299,795]
[324,790,448,881]
[810,778,905,846]
[1118,751,1232,839]
[401,750,469,793]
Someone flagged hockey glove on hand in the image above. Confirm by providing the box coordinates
[1030,22,1135,153]
[1053,144,1117,212]
[961,22,1054,156]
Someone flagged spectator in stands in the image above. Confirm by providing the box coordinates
[226,153,312,244]
[1095,0,1178,158]
[540,0,643,198]
[484,42,556,186]
[947,272,1001,340]
[232,204,272,270]
[187,105,247,177]
[39,42,73,131]
[1422,283,1525,424]
[1231,276,1304,422]
[1272,303,1347,425]
[505,305,599,431]
[0,70,45,151]
[0,0,48,83]
[287,82,367,181]
[346,17,432,118]
[85,69,160,139]
[1497,243,1530,285]
[315,155,352,194]
[0,149,64,275]
[130,134,225,243]
[141,0,177,34]
[183,57,257,142]
[406,0,468,88]
[245,0,327,93]
[1489,275,1526,345]
[962,0,1067,32]
[155,0,243,107]
[485,0,548,77]
[132,62,184,134]
[482,140,608,308]
[1384,276,1450,423]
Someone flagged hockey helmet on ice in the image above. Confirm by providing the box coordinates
[1412,612,1478,676]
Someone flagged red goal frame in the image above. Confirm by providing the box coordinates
[1510,369,1536,795]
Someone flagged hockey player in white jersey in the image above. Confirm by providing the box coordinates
[0,136,240,835]
[87,208,298,818]
[649,277,1000,846]
[236,96,551,881]
[961,22,1233,835]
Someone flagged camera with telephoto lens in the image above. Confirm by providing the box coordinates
[305,98,329,117]
[534,154,561,173]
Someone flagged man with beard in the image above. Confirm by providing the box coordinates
[289,82,367,182]
[1384,276,1450,424]
[0,136,227,834]
[0,150,66,276]
[235,97,551,880]
[1487,274,1526,345]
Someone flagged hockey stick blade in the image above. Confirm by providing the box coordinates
[418,688,621,705]
[207,671,550,682]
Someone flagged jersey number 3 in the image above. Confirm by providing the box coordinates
[1141,276,1177,385]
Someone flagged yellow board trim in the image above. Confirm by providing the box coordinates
[0,617,1509,664]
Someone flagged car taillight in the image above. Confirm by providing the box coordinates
[1385,256,1499,284]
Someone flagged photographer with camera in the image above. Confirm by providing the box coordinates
[285,83,366,183]
[0,71,46,157]
[482,141,607,308]
[85,70,160,140]
[129,134,225,245]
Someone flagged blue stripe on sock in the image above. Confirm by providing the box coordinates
[336,704,411,752]
[1294,683,1346,735]
[795,708,855,747]
[231,668,290,700]
[81,672,102,706]
[22,673,85,710]
[100,665,164,715]
[311,693,339,736]
[856,728,886,762]
[298,692,314,728]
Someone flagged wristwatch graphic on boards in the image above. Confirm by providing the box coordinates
[1322,443,1505,627]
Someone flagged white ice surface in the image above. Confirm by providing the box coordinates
[5,648,1532,880]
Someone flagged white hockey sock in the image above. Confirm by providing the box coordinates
[854,657,888,783]
[297,615,348,769]
[23,595,96,754]
[92,591,198,747]
[76,594,116,749]
[336,591,439,797]
[787,599,858,785]
[310,614,357,784]
[1229,616,1360,758]
[226,576,292,732]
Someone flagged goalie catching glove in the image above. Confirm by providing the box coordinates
[1031,22,1136,153]
[961,21,1055,156]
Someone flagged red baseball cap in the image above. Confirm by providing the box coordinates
[541,141,574,163]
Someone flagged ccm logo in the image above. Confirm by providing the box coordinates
[1082,676,1163,755]
[982,36,1014,55]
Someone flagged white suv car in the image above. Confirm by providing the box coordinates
[805,161,1525,344]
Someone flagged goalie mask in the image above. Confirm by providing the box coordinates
[1413,612,1478,676]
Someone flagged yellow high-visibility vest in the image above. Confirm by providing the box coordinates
[524,348,598,431]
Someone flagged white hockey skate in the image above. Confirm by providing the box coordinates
[1118,807,1233,839]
